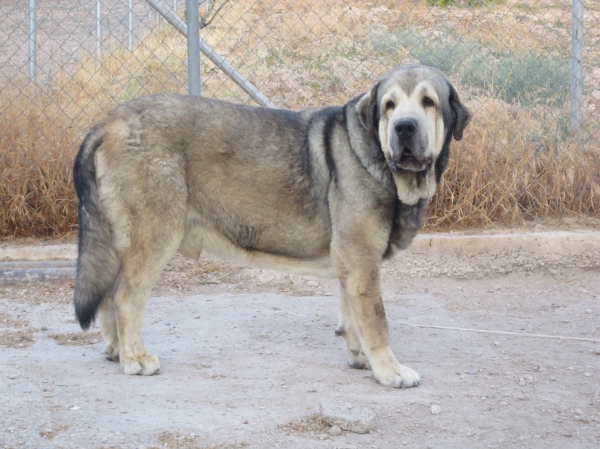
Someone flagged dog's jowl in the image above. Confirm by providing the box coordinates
[73,64,471,387]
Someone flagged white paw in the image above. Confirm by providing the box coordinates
[121,354,160,375]
[102,344,119,362]
[347,349,372,370]
[373,361,420,389]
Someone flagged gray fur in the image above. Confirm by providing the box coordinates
[73,64,471,386]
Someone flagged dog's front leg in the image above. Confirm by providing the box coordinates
[334,258,420,389]
[336,288,371,370]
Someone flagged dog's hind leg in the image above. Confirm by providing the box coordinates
[335,289,371,370]
[113,230,183,375]
[93,136,188,375]
[97,270,123,361]
[99,295,119,361]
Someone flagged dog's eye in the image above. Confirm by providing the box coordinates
[423,97,435,107]
[385,100,395,110]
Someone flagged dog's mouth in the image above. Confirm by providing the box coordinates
[389,148,429,173]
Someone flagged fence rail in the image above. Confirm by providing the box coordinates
[0,0,599,237]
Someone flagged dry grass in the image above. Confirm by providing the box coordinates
[283,414,331,435]
[0,0,598,238]
[155,431,247,449]
[427,99,600,228]
[0,329,36,348]
[49,331,102,346]
[0,84,80,237]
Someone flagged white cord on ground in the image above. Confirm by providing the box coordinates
[398,321,598,343]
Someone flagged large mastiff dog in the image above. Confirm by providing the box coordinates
[74,64,471,388]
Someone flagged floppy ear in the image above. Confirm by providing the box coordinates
[449,84,472,141]
[355,81,380,138]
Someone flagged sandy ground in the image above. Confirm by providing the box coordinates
[1,245,599,448]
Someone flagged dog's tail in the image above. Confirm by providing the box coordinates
[73,127,120,330]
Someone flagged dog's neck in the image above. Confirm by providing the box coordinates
[392,168,437,206]
[343,102,394,192]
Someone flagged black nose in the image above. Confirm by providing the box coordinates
[394,119,418,138]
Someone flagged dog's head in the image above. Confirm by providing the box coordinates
[356,65,471,202]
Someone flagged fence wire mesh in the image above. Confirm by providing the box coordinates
[1,0,599,237]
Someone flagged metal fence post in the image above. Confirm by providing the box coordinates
[27,0,37,82]
[570,0,584,134]
[128,0,133,51]
[142,0,275,107]
[96,0,102,60]
[186,0,201,96]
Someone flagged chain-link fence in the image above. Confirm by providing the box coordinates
[1,0,599,237]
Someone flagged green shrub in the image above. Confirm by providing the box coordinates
[425,0,506,7]
[370,29,569,107]
[426,0,454,6]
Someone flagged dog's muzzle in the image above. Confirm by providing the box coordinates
[389,119,432,173]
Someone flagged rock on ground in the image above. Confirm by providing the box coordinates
[320,399,376,434]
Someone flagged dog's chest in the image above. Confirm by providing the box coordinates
[384,199,428,257]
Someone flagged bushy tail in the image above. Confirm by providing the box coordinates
[73,127,120,330]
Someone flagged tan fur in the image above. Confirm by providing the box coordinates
[74,65,471,388]
[377,81,445,205]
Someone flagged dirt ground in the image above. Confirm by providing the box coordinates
[1,248,599,449]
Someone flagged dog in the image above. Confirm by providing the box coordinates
[73,64,471,388]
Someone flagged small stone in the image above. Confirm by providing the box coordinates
[494,341,500,346]
[194,315,200,319]
[586,309,592,314]
[320,399,376,434]
[69,406,80,411]
[550,376,557,381]
[329,426,342,436]
[430,405,441,415]
[40,326,48,331]
[500,401,508,406]
[306,280,320,287]
[12,337,23,342]
[584,372,591,377]
[324,292,333,296]
[518,378,526,386]
[8,374,18,380]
